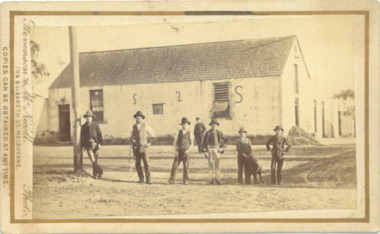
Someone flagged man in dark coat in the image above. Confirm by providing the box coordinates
[168,117,194,185]
[194,117,206,154]
[235,127,251,184]
[129,111,155,184]
[202,119,228,185]
[80,110,103,179]
[266,125,291,185]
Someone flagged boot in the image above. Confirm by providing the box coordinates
[277,173,282,185]
[136,166,144,184]
[271,169,276,184]
[145,167,152,184]
[168,165,177,184]
[146,175,152,184]
[208,170,214,184]
[215,169,222,185]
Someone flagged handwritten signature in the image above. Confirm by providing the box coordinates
[22,184,32,217]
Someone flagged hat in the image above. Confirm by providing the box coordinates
[83,110,96,118]
[196,117,200,121]
[133,111,145,119]
[209,119,220,126]
[273,125,284,131]
[179,117,191,125]
[238,127,247,133]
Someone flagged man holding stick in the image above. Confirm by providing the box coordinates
[129,111,155,184]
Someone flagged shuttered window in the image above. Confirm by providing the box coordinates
[153,104,164,114]
[212,82,230,118]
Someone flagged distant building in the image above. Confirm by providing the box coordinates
[37,36,354,142]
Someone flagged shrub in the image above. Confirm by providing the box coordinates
[287,126,320,146]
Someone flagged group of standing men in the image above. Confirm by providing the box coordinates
[80,110,291,185]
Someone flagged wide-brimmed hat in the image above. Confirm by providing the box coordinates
[273,125,284,131]
[179,117,191,125]
[83,110,96,118]
[238,127,247,133]
[133,111,145,119]
[209,119,220,126]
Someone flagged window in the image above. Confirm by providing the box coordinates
[152,104,164,114]
[212,82,230,118]
[90,90,104,121]
[295,98,299,126]
[294,64,299,93]
[314,100,317,132]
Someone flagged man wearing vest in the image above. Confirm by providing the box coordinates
[202,119,228,185]
[80,110,103,179]
[168,117,194,185]
[266,125,291,185]
[129,111,156,184]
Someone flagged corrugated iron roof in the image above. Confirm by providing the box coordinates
[49,36,296,89]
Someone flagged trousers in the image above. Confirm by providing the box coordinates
[207,147,221,182]
[169,149,190,183]
[135,149,151,182]
[237,157,246,184]
[195,135,204,154]
[86,147,103,177]
[271,156,284,184]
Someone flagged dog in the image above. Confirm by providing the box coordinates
[245,154,263,184]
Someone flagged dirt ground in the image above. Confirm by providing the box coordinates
[33,144,357,218]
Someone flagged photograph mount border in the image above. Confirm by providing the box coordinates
[8,10,369,223]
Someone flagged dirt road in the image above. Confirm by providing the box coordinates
[33,144,356,218]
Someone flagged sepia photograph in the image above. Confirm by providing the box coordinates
[1,1,379,233]
[30,16,358,218]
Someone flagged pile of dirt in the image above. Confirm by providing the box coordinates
[287,126,320,146]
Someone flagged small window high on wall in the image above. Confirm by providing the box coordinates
[90,90,104,121]
[152,103,164,115]
[211,82,230,118]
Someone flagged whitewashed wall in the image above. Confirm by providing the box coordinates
[47,76,282,140]
[281,41,315,136]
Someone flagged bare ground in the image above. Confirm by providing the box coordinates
[32,144,357,218]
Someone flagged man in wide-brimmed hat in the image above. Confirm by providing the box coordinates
[236,127,252,184]
[266,125,291,185]
[80,110,103,179]
[129,111,155,184]
[194,117,206,154]
[168,117,194,185]
[202,119,228,185]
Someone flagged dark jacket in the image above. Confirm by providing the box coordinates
[266,135,291,159]
[236,137,252,159]
[194,123,206,138]
[203,128,228,151]
[80,122,103,149]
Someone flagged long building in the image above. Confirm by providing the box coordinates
[37,35,354,143]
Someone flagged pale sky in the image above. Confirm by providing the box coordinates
[30,15,358,97]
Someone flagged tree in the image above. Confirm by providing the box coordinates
[333,89,354,100]
[31,40,49,85]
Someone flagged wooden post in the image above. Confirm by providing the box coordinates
[69,26,83,172]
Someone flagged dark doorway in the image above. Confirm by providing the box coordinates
[58,104,71,141]
[295,98,299,127]
[338,111,342,136]
[322,101,325,137]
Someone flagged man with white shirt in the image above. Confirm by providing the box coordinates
[202,119,228,185]
[129,111,155,184]
[168,117,194,185]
